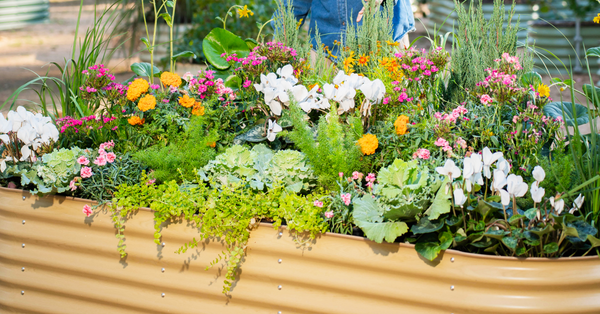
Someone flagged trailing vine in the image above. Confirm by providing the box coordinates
[110,173,329,294]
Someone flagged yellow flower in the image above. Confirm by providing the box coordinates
[394,115,410,135]
[179,94,195,108]
[343,51,356,73]
[296,18,304,29]
[386,40,400,47]
[137,94,156,112]
[192,102,205,116]
[127,116,144,126]
[160,71,182,88]
[237,5,254,18]
[357,54,370,66]
[127,78,149,101]
[357,134,378,155]
[325,46,338,59]
[594,13,600,24]
[538,83,550,98]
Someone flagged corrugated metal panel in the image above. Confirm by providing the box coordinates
[0,0,49,31]
[1,187,600,313]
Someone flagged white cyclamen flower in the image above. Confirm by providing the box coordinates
[492,170,510,206]
[530,182,545,203]
[532,166,545,183]
[506,174,528,199]
[570,194,585,214]
[496,156,510,176]
[454,188,467,207]
[435,159,461,181]
[550,196,565,215]
[482,147,503,179]
[266,119,282,142]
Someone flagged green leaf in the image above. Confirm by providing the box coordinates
[411,217,444,234]
[439,231,453,250]
[586,235,600,248]
[508,214,524,225]
[474,201,496,219]
[166,0,174,7]
[352,195,409,243]
[445,216,462,226]
[543,101,589,126]
[516,247,528,256]
[245,38,258,50]
[582,84,600,108]
[521,71,542,88]
[424,178,451,220]
[543,242,559,254]
[524,208,538,221]
[140,37,150,48]
[415,242,441,261]
[484,229,509,240]
[159,13,172,27]
[484,243,499,253]
[202,28,250,70]
[530,224,555,236]
[586,47,600,58]
[171,51,197,61]
[470,240,493,248]
[502,236,518,250]
[225,75,241,89]
[130,62,161,78]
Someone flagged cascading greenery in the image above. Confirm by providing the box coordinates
[110,173,329,295]
[447,0,533,103]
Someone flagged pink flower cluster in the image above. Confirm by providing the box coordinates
[433,106,468,124]
[341,193,352,206]
[412,148,430,160]
[77,141,117,178]
[56,115,119,134]
[188,70,236,102]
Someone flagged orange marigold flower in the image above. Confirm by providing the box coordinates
[160,71,182,88]
[192,102,205,116]
[128,116,144,126]
[179,94,195,108]
[207,141,216,148]
[357,134,378,155]
[394,115,410,135]
[137,94,156,112]
[127,78,149,101]
[357,54,370,66]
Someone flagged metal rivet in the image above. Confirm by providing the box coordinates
[22,196,26,200]
[450,285,455,291]
[278,232,283,236]
[161,242,166,247]
[278,312,282,314]
[21,243,25,248]
[277,285,282,290]
[161,268,165,273]
[278,259,282,264]
[451,257,455,262]
[21,267,25,272]
[161,293,165,297]
[22,220,26,224]
[21,291,25,295]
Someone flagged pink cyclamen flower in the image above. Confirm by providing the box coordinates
[324,211,334,218]
[77,156,90,165]
[314,200,324,208]
[105,152,116,163]
[82,204,93,217]
[93,155,107,166]
[69,179,77,191]
[412,148,431,160]
[80,166,93,178]
[341,193,352,206]
[480,94,493,106]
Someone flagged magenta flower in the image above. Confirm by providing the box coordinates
[77,156,90,165]
[324,211,334,218]
[80,166,93,178]
[480,94,493,106]
[82,204,93,217]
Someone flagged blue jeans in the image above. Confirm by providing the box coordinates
[283,0,415,56]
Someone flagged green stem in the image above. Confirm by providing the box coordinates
[72,0,84,62]
[170,0,177,73]
[256,18,274,43]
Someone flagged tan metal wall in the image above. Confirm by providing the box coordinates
[1,187,599,314]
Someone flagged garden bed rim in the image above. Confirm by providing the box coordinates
[5,186,597,263]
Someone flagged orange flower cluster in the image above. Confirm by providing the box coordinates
[192,102,205,116]
[137,94,156,112]
[127,78,149,101]
[207,142,216,148]
[128,116,145,126]
[160,71,182,88]
[379,57,403,79]
[179,94,195,108]
[394,115,410,135]
[357,134,378,156]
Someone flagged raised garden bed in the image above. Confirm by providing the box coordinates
[2,187,600,314]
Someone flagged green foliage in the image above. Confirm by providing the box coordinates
[134,116,219,183]
[272,0,310,57]
[352,194,409,243]
[538,150,579,202]
[203,28,251,70]
[111,176,328,294]
[199,144,316,193]
[448,0,532,103]
[33,147,87,194]
[286,104,363,190]
[543,102,590,126]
